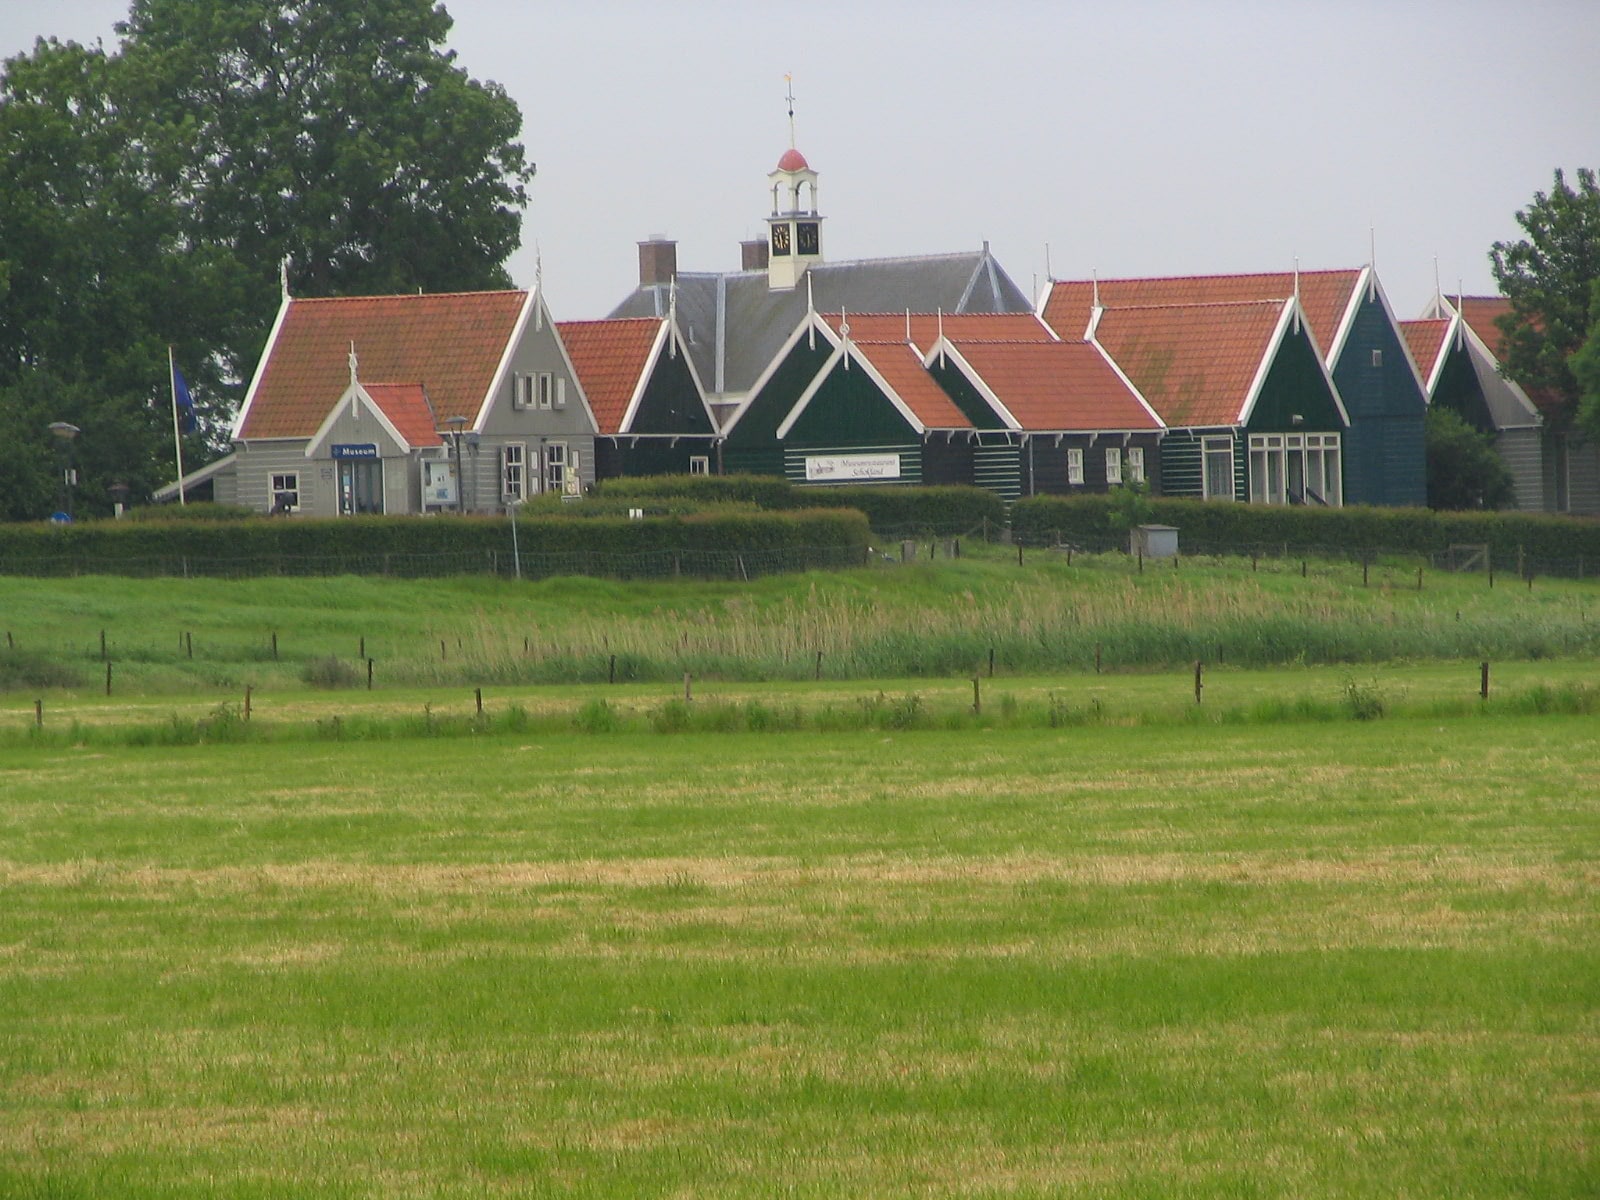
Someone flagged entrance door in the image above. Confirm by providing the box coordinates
[338,459,385,514]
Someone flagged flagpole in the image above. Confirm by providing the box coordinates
[168,345,187,505]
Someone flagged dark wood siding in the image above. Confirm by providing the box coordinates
[628,342,715,435]
[1331,293,1427,507]
[922,438,974,486]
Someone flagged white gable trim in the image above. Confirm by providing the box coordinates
[720,311,840,437]
[545,310,603,434]
[616,321,671,434]
[1237,298,1350,428]
[1365,270,1430,403]
[476,289,536,432]
[231,292,293,440]
[1092,340,1166,430]
[926,339,1019,431]
[775,341,926,440]
[304,382,412,458]
[1322,267,1367,368]
[1451,307,1544,426]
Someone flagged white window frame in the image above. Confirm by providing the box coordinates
[1104,447,1122,485]
[688,455,710,476]
[537,373,554,411]
[501,442,526,502]
[554,378,567,410]
[512,374,533,410]
[1126,446,1145,484]
[1202,436,1235,501]
[1066,447,1084,486]
[269,472,300,513]
[544,441,566,492]
[1248,432,1342,506]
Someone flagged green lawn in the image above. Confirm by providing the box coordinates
[1,716,1594,1197]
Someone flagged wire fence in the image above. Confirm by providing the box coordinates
[0,544,872,582]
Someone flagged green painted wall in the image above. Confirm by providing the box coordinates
[724,336,834,449]
[628,342,714,435]
[1246,323,1344,434]
[1330,293,1427,506]
[786,358,920,446]
[926,357,1008,429]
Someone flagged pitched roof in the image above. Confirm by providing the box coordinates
[238,291,528,439]
[820,310,1054,351]
[848,340,971,429]
[1454,295,1513,361]
[1400,318,1452,389]
[362,383,441,447]
[608,249,1034,397]
[947,340,1159,431]
[1043,269,1360,361]
[556,318,663,434]
[1090,300,1288,427]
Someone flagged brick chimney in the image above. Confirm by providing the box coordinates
[740,239,770,272]
[637,237,677,287]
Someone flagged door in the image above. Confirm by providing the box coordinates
[338,459,385,515]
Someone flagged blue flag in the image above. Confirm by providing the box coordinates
[172,364,197,434]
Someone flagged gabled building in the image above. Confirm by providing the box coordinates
[1085,298,1348,504]
[1040,268,1426,506]
[557,315,720,480]
[182,287,597,515]
[607,140,1034,427]
[1428,294,1599,514]
[1402,306,1543,511]
[926,336,1164,497]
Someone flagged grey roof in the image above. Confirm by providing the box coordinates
[1462,336,1542,430]
[608,249,1033,397]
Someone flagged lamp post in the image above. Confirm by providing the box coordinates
[47,422,80,520]
[440,415,468,514]
[509,495,524,581]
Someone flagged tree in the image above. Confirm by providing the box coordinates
[1425,406,1515,511]
[1489,167,1600,434]
[0,1,532,518]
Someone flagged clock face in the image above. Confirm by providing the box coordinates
[770,223,791,256]
[796,222,819,255]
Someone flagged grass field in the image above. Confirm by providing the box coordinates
[1,713,1595,1197]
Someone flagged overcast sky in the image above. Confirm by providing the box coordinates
[6,1,1597,322]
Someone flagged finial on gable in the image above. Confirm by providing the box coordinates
[280,256,291,300]
[1292,258,1302,335]
[348,340,358,387]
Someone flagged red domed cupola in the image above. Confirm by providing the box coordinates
[776,147,810,173]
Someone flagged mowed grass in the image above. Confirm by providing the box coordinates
[1,717,1595,1197]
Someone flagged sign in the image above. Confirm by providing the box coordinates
[331,443,379,459]
[804,453,901,482]
[422,460,457,505]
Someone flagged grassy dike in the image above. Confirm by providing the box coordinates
[0,718,1595,1197]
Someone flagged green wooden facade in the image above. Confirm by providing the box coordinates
[1330,289,1427,507]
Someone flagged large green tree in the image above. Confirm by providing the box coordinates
[0,0,532,519]
[1424,406,1515,511]
[1489,167,1600,436]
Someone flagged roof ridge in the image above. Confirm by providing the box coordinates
[1051,268,1359,287]
[289,289,528,304]
[1097,298,1289,313]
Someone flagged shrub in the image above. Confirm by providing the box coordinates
[303,656,360,689]
[0,648,84,691]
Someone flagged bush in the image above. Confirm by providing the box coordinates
[302,656,360,689]
[122,502,256,522]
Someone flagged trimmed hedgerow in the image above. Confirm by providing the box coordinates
[0,509,870,579]
[1010,494,1600,572]
[596,474,1004,535]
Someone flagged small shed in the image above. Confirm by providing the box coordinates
[1133,524,1178,558]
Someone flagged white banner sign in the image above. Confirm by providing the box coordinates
[804,453,901,482]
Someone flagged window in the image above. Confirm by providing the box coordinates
[544,441,566,492]
[537,373,554,410]
[270,472,299,513]
[1066,447,1084,486]
[1247,433,1342,506]
[1203,436,1235,500]
[1371,349,1383,368]
[688,455,710,475]
[1126,446,1145,484]
[555,378,567,410]
[513,374,533,410]
[501,443,525,502]
[1104,447,1122,485]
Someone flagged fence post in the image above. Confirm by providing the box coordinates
[34,699,43,728]
[475,687,483,716]
[972,677,981,715]
[683,673,692,703]
[367,658,374,691]
[1193,660,1203,704]
[1095,644,1102,675]
[105,661,112,696]
[271,631,278,660]
[100,630,106,661]
[815,650,823,681]
[186,631,193,659]
[609,654,617,684]
[1480,661,1490,701]
[988,647,995,678]
[244,685,252,720]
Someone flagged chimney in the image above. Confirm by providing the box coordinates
[637,236,677,287]
[740,239,770,272]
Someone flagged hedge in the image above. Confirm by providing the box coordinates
[595,474,1005,535]
[1010,494,1600,573]
[0,509,871,580]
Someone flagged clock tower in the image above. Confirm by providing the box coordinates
[766,81,823,290]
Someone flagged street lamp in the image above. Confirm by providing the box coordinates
[439,415,468,514]
[47,422,80,520]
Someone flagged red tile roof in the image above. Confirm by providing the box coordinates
[556,318,663,434]
[1399,319,1451,388]
[849,340,971,429]
[240,291,528,439]
[948,340,1159,431]
[1091,301,1288,427]
[1042,270,1360,359]
[821,311,1054,350]
[1455,295,1513,361]
[362,383,441,448]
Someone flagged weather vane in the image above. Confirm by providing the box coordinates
[785,73,796,149]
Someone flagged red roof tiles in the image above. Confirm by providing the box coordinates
[948,340,1159,431]
[240,291,528,439]
[557,318,664,434]
[1455,296,1513,361]
[821,311,1054,350]
[1399,319,1452,388]
[850,340,971,429]
[1091,301,1288,427]
[1043,270,1360,360]
[361,383,441,448]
